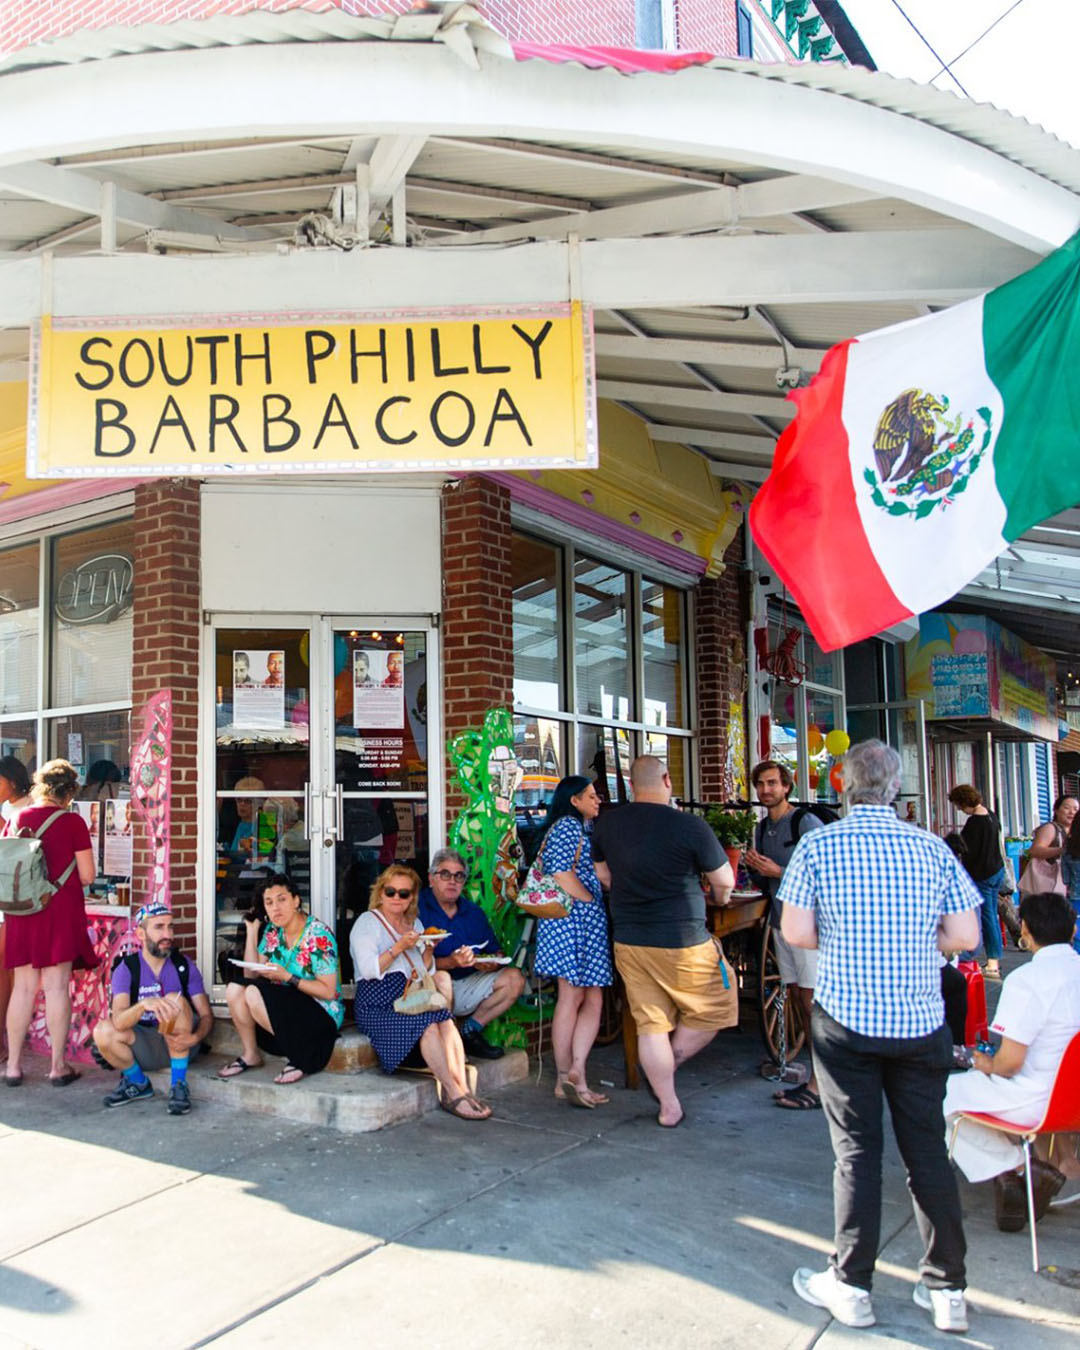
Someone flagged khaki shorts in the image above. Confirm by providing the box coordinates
[615,939,738,1037]
[773,928,818,989]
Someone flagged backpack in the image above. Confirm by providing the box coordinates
[753,802,840,855]
[0,810,77,916]
[109,949,196,1014]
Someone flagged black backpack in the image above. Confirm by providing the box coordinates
[109,949,195,1013]
[754,802,840,854]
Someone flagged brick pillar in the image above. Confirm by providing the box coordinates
[695,527,748,803]
[131,479,201,944]
[440,476,514,828]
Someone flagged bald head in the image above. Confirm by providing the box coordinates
[630,755,671,803]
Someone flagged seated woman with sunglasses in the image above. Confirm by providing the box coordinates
[219,873,343,1085]
[349,865,491,1121]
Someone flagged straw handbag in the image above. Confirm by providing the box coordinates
[373,911,449,1015]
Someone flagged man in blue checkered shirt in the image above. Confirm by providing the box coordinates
[779,740,981,1335]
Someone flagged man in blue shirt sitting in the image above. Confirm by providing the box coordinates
[418,849,525,1061]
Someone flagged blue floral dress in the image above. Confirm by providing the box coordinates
[534,816,613,988]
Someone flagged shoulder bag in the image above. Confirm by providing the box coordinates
[373,910,448,1015]
[515,825,584,920]
[1019,822,1067,897]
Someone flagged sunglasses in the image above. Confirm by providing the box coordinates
[382,886,414,900]
[433,869,467,883]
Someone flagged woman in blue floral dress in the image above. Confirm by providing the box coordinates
[219,872,342,1084]
[534,775,613,1109]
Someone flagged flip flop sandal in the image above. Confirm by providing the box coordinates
[4,1073,24,1087]
[440,1094,490,1121]
[218,1057,262,1079]
[49,1069,81,1087]
[774,1085,821,1110]
[560,1078,596,1110]
[657,1112,686,1129]
[273,1064,305,1086]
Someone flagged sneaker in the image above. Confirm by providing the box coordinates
[103,1077,154,1108]
[462,1029,505,1061]
[913,1282,968,1333]
[167,1081,192,1116]
[792,1267,875,1328]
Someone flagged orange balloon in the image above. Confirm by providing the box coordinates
[829,761,844,794]
[809,772,820,789]
[807,725,824,755]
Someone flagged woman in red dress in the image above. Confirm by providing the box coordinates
[0,755,34,1062]
[4,760,98,1086]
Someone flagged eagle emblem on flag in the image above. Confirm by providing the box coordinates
[863,389,994,520]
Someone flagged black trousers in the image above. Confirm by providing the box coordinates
[811,1004,966,1292]
[940,963,968,1047]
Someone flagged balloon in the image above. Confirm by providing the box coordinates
[298,632,309,667]
[825,729,850,757]
[807,725,824,755]
[783,693,795,720]
[808,772,820,790]
[829,761,844,794]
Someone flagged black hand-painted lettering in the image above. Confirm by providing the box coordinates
[194,335,229,384]
[263,394,300,452]
[483,387,532,447]
[304,330,335,384]
[350,327,388,384]
[429,391,475,447]
[149,395,196,454]
[157,335,194,387]
[511,320,553,378]
[208,395,246,453]
[75,337,114,391]
[473,324,511,375]
[235,331,272,386]
[430,328,468,378]
[93,399,134,456]
[314,393,359,451]
[118,338,154,388]
[374,396,417,445]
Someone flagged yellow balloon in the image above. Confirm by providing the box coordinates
[825,729,850,756]
[807,725,824,755]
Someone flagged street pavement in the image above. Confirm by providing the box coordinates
[0,974,1077,1349]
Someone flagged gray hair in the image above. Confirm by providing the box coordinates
[842,739,902,807]
[430,847,466,873]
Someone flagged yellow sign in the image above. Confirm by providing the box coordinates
[28,306,596,477]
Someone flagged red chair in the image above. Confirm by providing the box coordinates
[950,1030,1080,1272]
[957,959,988,1046]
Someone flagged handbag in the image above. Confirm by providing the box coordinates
[373,911,449,1016]
[515,826,584,919]
[1018,823,1066,897]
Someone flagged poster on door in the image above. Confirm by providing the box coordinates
[352,649,404,730]
[233,649,286,729]
[103,798,133,877]
[73,801,103,868]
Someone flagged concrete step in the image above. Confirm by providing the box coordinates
[209,1018,377,1074]
[180,1048,529,1133]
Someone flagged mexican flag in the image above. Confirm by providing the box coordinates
[749,230,1080,652]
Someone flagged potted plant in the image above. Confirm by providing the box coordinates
[705,806,758,875]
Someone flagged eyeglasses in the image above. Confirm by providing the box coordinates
[382,886,414,900]
[433,869,467,883]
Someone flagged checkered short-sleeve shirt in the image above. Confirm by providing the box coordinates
[777,805,982,1039]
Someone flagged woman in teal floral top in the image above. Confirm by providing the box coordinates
[219,872,342,1084]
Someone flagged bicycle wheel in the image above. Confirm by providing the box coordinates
[758,921,806,1062]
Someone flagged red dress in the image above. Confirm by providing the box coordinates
[2,806,98,971]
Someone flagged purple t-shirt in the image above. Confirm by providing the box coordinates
[111,952,206,1026]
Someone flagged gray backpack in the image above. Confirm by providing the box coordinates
[0,810,78,916]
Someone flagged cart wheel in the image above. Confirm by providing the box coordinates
[759,921,806,1063]
[596,980,625,1046]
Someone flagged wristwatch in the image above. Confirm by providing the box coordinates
[287,974,301,989]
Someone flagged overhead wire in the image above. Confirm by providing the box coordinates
[886,0,970,97]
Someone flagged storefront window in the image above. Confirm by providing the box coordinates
[513,531,694,811]
[511,534,562,713]
[574,557,630,720]
[0,543,39,715]
[642,580,685,728]
[51,520,134,708]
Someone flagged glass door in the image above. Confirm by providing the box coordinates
[847,699,930,826]
[323,622,434,982]
[206,616,439,991]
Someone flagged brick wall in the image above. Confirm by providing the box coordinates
[131,478,201,944]
[440,475,513,827]
[695,525,748,803]
[0,0,744,55]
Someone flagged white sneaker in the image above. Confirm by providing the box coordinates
[913,1281,968,1333]
[792,1267,875,1328]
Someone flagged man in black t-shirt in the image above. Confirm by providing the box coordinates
[592,756,735,1128]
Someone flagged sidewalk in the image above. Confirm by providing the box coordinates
[0,1011,1077,1349]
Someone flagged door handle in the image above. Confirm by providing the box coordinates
[336,783,344,839]
[302,781,312,841]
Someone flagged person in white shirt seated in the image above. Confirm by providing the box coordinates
[944,891,1080,1229]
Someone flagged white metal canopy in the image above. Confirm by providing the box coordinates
[1,4,1080,657]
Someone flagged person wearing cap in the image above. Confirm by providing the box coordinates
[92,903,212,1116]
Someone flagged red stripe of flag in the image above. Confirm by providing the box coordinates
[749,341,912,652]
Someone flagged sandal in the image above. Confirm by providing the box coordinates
[49,1069,81,1087]
[774,1084,821,1111]
[273,1064,305,1086]
[560,1077,596,1110]
[218,1056,262,1079]
[440,1093,491,1121]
